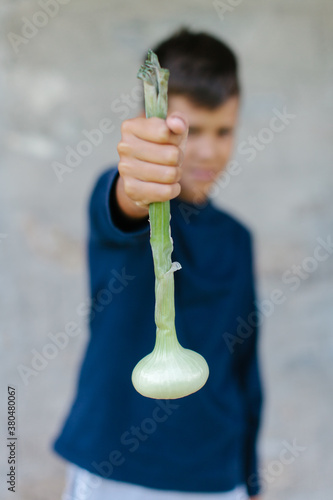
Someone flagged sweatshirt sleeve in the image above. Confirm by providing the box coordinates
[88,167,150,245]
[236,229,264,497]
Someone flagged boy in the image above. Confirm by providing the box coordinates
[53,28,263,500]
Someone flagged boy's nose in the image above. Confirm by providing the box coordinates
[195,136,217,161]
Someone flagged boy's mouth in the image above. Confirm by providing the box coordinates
[190,168,217,182]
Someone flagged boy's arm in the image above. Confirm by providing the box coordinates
[88,113,188,243]
[113,169,149,222]
[109,171,149,233]
[88,167,150,246]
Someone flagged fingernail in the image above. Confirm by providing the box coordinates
[170,116,185,127]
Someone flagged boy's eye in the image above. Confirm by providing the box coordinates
[188,126,201,136]
[188,127,233,137]
[217,128,232,137]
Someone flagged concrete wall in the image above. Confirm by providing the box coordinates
[0,1,332,498]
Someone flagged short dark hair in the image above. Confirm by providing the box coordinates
[152,27,240,109]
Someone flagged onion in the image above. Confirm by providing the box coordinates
[132,51,209,399]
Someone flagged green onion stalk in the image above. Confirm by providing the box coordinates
[131,50,209,399]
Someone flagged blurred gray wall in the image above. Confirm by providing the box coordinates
[0,1,332,499]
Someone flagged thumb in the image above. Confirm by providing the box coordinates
[166,112,189,137]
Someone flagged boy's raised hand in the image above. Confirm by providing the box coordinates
[116,112,188,219]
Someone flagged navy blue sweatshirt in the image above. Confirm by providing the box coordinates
[53,167,263,496]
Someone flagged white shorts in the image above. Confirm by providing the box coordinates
[62,464,249,500]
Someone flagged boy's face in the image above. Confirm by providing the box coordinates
[167,95,240,204]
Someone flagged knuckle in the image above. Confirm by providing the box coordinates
[117,141,129,156]
[120,120,131,135]
[155,121,169,142]
[171,184,181,199]
[123,177,136,198]
[118,160,129,176]
[168,146,180,165]
[160,183,175,201]
[164,167,179,184]
[175,167,182,182]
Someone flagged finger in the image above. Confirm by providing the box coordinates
[123,177,181,205]
[119,159,181,185]
[166,112,189,155]
[121,117,185,146]
[166,112,188,137]
[118,136,183,166]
